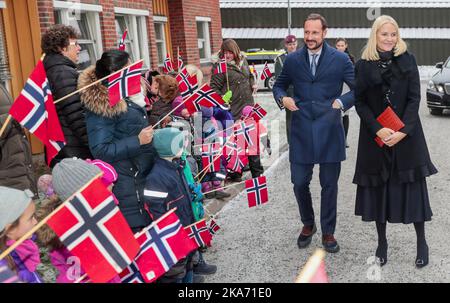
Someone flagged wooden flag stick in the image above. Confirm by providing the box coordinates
[0,172,103,261]
[74,274,88,283]
[53,59,144,105]
[295,249,326,283]
[0,114,12,138]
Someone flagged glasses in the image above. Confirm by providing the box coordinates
[69,41,80,47]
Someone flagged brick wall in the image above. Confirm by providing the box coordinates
[168,0,222,66]
[36,0,222,69]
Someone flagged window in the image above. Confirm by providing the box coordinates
[114,8,150,68]
[154,19,167,66]
[0,11,11,91]
[53,3,102,70]
[196,17,211,63]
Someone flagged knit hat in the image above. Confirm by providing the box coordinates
[153,127,185,158]
[85,159,118,187]
[37,174,55,198]
[0,186,34,231]
[241,105,253,118]
[52,158,101,201]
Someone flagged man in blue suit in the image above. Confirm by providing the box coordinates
[273,14,355,253]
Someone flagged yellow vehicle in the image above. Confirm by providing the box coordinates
[244,49,284,90]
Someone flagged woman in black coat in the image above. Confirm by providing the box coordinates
[353,16,437,268]
[41,25,92,167]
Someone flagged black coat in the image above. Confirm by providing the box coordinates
[79,66,156,230]
[353,51,437,186]
[43,53,92,166]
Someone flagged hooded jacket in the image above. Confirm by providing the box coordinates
[78,65,156,230]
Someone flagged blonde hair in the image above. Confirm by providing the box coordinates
[185,64,204,85]
[361,15,407,61]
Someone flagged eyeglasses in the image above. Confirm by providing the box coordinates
[69,41,80,47]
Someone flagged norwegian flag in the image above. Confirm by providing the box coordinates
[119,262,144,283]
[118,29,127,51]
[214,58,227,75]
[249,103,267,122]
[176,67,198,99]
[260,62,272,81]
[223,134,238,161]
[134,210,196,283]
[0,260,19,283]
[9,60,66,166]
[185,84,226,114]
[209,219,221,235]
[177,49,184,71]
[163,53,174,73]
[108,60,143,107]
[185,219,213,248]
[245,176,269,208]
[234,120,257,149]
[226,153,248,174]
[201,143,221,173]
[46,178,140,283]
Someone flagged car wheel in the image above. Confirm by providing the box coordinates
[267,76,276,90]
[429,108,443,115]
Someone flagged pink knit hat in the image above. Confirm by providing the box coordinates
[241,105,253,119]
[85,159,118,187]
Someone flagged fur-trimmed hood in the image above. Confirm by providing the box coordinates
[78,65,128,118]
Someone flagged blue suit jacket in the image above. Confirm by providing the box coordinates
[273,43,355,164]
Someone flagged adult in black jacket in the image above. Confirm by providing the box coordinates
[41,25,92,167]
[353,16,437,268]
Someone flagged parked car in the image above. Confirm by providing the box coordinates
[244,49,284,91]
[427,56,450,115]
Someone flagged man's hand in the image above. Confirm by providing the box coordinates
[282,97,299,111]
[376,128,395,141]
[383,131,407,147]
[332,100,343,109]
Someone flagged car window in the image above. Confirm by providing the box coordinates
[445,57,450,68]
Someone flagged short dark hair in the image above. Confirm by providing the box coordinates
[41,24,80,54]
[95,50,130,79]
[304,13,328,30]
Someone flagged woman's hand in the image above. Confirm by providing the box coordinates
[383,131,407,147]
[138,125,154,145]
[376,127,394,141]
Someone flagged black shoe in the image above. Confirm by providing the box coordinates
[415,243,429,269]
[297,224,317,249]
[226,173,242,183]
[322,234,340,253]
[375,242,388,267]
[193,274,205,283]
[204,192,216,199]
[215,190,231,200]
[193,258,217,275]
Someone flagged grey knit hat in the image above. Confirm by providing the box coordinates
[52,158,101,201]
[0,186,34,231]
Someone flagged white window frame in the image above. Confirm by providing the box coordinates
[114,8,151,68]
[154,17,168,67]
[53,2,103,67]
[0,1,6,9]
[196,17,212,63]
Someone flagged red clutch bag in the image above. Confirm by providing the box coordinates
[374,106,405,147]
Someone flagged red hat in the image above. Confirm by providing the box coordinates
[285,35,297,43]
[85,159,118,187]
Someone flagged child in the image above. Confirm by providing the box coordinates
[0,186,42,283]
[143,127,198,283]
[35,158,120,283]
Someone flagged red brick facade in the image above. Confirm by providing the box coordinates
[36,0,222,70]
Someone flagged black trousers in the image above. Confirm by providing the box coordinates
[291,162,341,235]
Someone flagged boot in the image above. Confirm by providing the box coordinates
[212,180,230,200]
[202,182,215,199]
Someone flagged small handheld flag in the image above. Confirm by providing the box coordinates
[118,29,128,51]
[108,60,143,107]
[245,176,269,208]
[260,62,272,81]
[163,53,174,73]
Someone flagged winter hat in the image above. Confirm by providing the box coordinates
[153,127,185,158]
[52,158,101,201]
[0,187,34,231]
[85,159,118,187]
[37,174,55,198]
[241,105,253,118]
